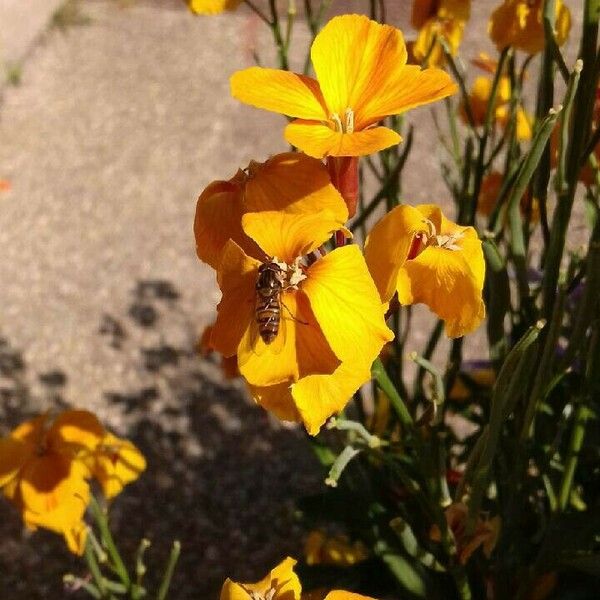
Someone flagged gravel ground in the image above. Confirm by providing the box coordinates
[0,1,588,598]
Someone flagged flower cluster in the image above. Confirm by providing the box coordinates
[0,410,145,554]
[194,14,485,436]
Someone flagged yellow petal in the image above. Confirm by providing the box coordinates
[0,437,29,488]
[248,381,301,423]
[22,473,90,556]
[364,204,431,303]
[325,592,377,600]
[238,289,300,386]
[397,240,485,338]
[302,245,394,367]
[212,241,260,357]
[242,210,342,264]
[292,360,372,435]
[230,67,328,120]
[285,120,401,159]
[19,453,75,514]
[412,19,465,69]
[220,580,254,600]
[188,0,242,15]
[194,175,261,269]
[310,15,407,121]
[49,410,105,453]
[92,433,146,500]
[10,414,47,445]
[244,153,348,224]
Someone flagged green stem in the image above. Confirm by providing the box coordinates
[84,536,110,599]
[371,358,413,430]
[89,496,131,589]
[157,541,181,600]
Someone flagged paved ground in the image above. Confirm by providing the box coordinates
[0,1,587,598]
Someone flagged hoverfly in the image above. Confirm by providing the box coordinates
[255,261,286,345]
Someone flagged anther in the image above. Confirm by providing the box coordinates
[345,108,355,133]
[331,113,343,132]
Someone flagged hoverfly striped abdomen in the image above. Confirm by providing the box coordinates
[255,262,286,344]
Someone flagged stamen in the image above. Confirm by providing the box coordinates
[331,113,343,132]
[345,108,355,133]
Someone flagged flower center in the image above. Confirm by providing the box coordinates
[330,108,355,133]
[271,256,307,289]
[409,218,464,257]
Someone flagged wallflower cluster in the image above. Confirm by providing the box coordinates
[0,410,145,554]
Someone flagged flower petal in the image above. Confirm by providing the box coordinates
[244,153,348,224]
[194,175,262,269]
[292,360,372,435]
[188,0,242,15]
[364,204,431,302]
[302,245,394,367]
[248,381,300,423]
[238,289,300,386]
[325,592,377,600]
[356,65,457,129]
[310,15,407,121]
[285,120,401,158]
[230,67,327,120]
[397,243,485,337]
[242,210,342,264]
[92,433,146,500]
[0,437,28,488]
[212,241,260,357]
[49,410,105,453]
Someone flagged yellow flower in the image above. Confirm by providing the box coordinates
[412,17,465,68]
[221,557,302,600]
[305,531,369,567]
[488,0,571,55]
[463,75,532,141]
[211,219,393,434]
[221,557,377,600]
[230,14,456,158]
[194,153,349,270]
[0,410,145,553]
[411,0,470,67]
[188,0,241,15]
[364,204,485,338]
[0,412,97,554]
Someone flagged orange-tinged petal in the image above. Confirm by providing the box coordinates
[411,0,438,28]
[325,592,377,600]
[355,63,457,129]
[230,67,328,121]
[248,381,300,423]
[92,433,146,499]
[0,437,29,488]
[310,14,407,120]
[238,289,299,386]
[19,453,75,514]
[22,472,90,555]
[397,242,485,337]
[302,245,394,367]
[212,241,260,357]
[244,153,348,224]
[364,204,431,303]
[292,360,372,435]
[412,18,465,69]
[10,414,47,445]
[48,409,105,453]
[242,210,342,264]
[220,580,254,600]
[194,176,262,269]
[285,120,401,158]
[188,0,242,14]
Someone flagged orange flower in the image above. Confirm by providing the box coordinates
[364,204,485,337]
[411,0,471,67]
[187,0,241,15]
[230,14,456,158]
[430,503,501,564]
[196,155,392,433]
[489,0,571,55]
[305,531,369,567]
[194,153,349,269]
[221,557,377,600]
[0,410,145,553]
